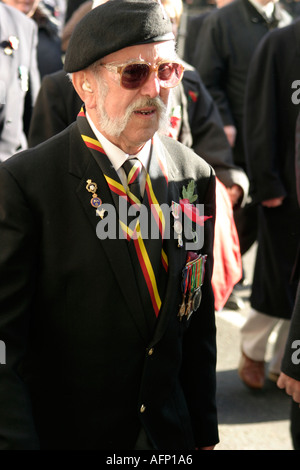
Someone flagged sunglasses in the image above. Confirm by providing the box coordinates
[100,59,184,90]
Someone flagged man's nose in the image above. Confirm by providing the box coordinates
[140,71,160,98]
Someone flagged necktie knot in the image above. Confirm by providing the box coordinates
[123,158,142,204]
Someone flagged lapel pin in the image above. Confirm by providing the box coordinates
[86,179,102,208]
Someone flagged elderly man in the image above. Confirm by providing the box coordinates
[0,0,218,450]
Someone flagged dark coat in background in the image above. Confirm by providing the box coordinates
[194,0,291,170]
[182,11,211,66]
[193,0,291,255]
[244,20,300,319]
[33,5,63,79]
[28,70,82,146]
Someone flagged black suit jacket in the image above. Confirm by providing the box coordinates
[0,121,218,449]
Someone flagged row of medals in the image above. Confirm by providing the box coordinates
[172,201,204,321]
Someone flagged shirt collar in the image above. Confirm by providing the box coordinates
[248,0,275,18]
[86,112,152,172]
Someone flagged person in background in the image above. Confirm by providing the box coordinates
[162,0,248,310]
[193,0,292,262]
[0,0,219,450]
[183,0,233,67]
[0,2,40,161]
[239,19,300,389]
[61,0,92,53]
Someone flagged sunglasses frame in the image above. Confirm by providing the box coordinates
[100,59,185,90]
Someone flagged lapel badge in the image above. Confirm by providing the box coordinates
[1,36,19,56]
[171,201,183,248]
[86,179,106,218]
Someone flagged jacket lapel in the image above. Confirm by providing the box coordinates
[148,139,188,346]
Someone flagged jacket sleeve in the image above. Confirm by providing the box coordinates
[0,165,39,449]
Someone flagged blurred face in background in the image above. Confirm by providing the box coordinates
[161,0,183,37]
[2,0,40,16]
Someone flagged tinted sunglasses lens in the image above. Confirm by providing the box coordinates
[121,63,150,89]
[158,62,183,87]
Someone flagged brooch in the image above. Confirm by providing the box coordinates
[172,180,212,248]
[86,179,106,218]
[0,36,19,56]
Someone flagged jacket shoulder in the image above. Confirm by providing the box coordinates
[204,0,243,22]
[159,134,214,178]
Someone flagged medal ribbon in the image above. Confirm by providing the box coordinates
[182,254,207,296]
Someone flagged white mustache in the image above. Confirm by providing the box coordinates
[129,97,166,114]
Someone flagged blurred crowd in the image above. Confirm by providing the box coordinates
[1,0,300,450]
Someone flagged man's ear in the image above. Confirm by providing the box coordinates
[72,71,96,108]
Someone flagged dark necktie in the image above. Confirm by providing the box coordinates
[261,7,279,29]
[122,158,142,205]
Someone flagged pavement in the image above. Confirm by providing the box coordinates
[214,243,294,450]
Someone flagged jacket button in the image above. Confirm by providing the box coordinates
[148,348,154,356]
[140,404,146,413]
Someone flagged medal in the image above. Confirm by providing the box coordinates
[174,220,183,248]
[178,265,189,321]
[171,201,181,219]
[171,201,183,248]
[192,287,202,312]
[185,291,193,320]
[178,294,186,320]
[178,253,207,321]
[86,179,103,208]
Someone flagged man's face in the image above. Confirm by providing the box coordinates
[91,41,176,154]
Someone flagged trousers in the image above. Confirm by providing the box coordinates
[241,309,290,373]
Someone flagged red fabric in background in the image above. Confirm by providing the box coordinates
[212,178,243,311]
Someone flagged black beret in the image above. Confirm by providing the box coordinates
[64,0,175,73]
